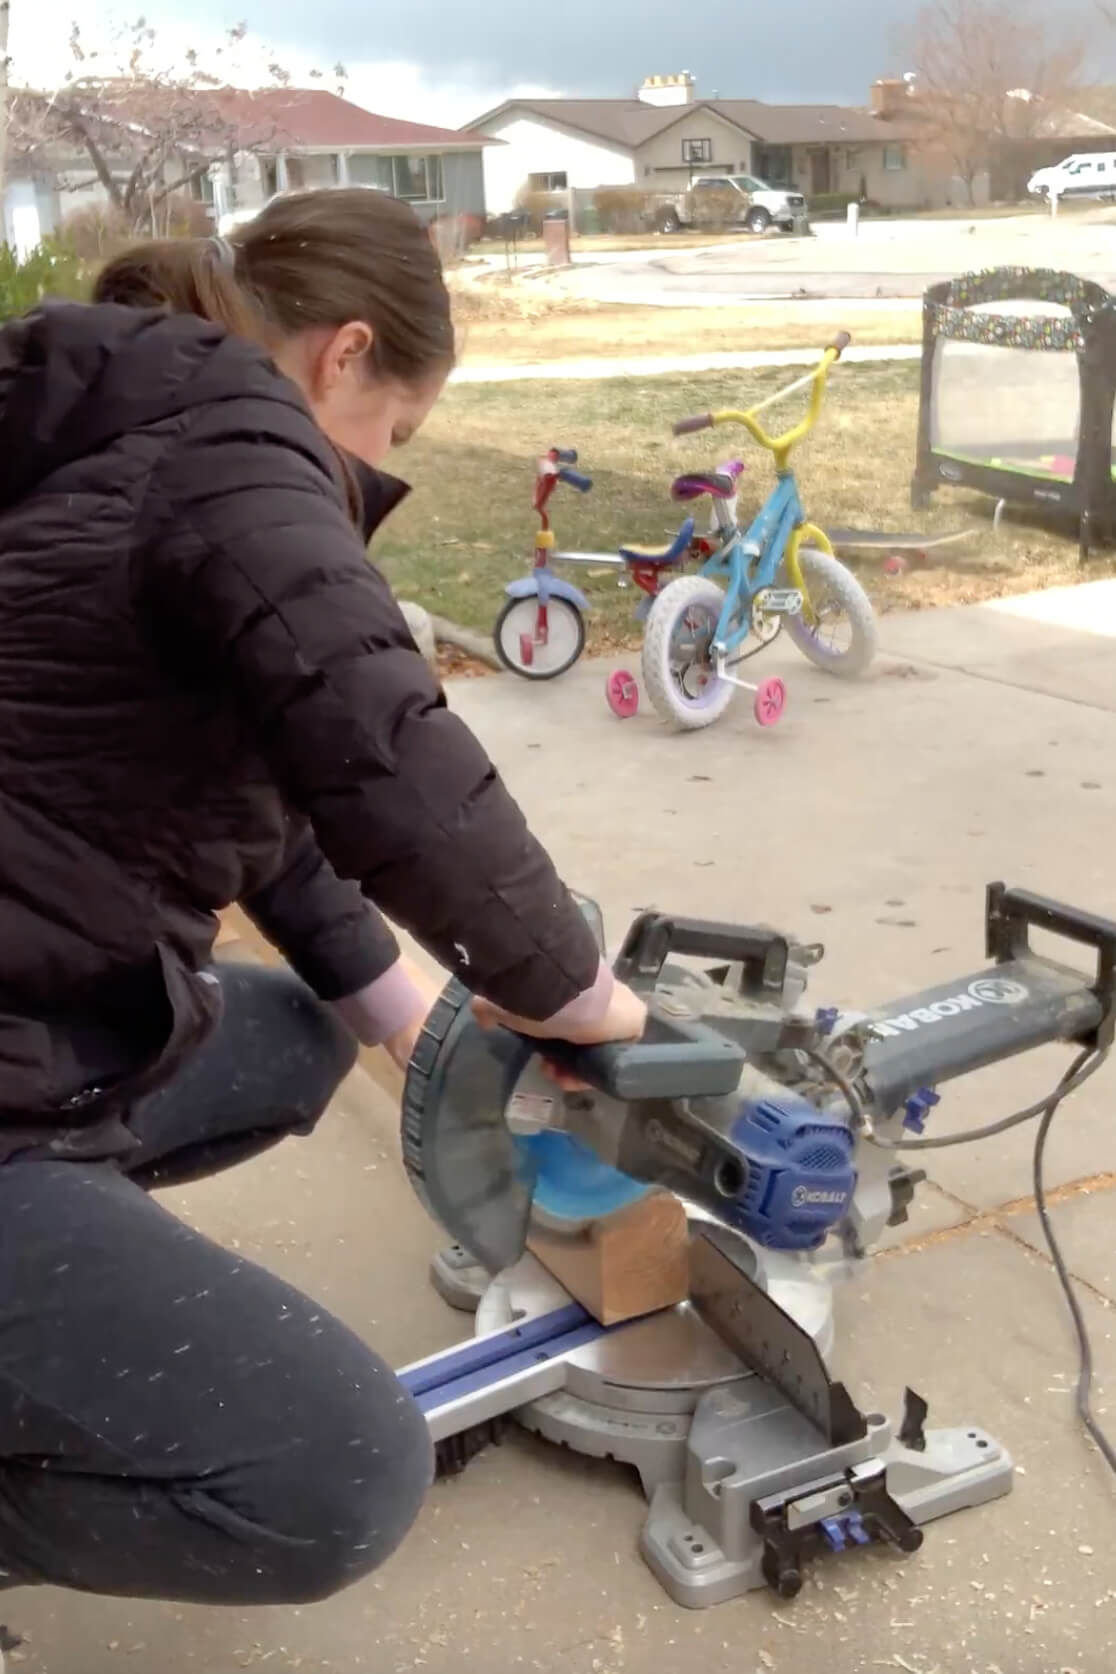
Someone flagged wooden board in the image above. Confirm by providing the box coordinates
[527,1189,690,1326]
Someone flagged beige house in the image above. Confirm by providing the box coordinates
[465,73,938,214]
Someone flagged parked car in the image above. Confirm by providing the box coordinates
[1028,152,1116,202]
[652,174,809,235]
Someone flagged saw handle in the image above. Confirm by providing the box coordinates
[614,911,792,995]
[986,882,1116,1047]
[531,1010,745,1101]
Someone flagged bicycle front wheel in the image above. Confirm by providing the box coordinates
[641,575,736,730]
[782,546,877,678]
[494,595,585,679]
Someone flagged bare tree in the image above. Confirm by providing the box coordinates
[0,0,10,199]
[907,0,1086,203]
[7,17,348,235]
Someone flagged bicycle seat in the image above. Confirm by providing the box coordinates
[671,470,738,502]
[618,516,695,566]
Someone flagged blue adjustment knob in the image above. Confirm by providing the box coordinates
[903,1086,941,1134]
[815,1007,839,1037]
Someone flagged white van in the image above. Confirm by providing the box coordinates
[1028,152,1116,201]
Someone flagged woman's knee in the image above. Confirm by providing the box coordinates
[214,1338,434,1604]
[214,962,359,1131]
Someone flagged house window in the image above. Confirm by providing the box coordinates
[392,154,444,201]
[348,152,445,201]
[528,171,568,191]
[682,137,713,164]
[883,144,907,172]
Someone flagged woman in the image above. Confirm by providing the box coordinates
[0,188,645,1608]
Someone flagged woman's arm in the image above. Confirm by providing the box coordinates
[138,396,607,1022]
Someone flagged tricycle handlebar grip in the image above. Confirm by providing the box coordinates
[551,447,578,464]
[828,331,852,359]
[557,467,593,492]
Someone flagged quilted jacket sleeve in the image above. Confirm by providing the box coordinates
[239,815,401,1001]
[137,393,602,1020]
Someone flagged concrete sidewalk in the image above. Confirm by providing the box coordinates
[453,341,922,384]
[12,586,1116,1673]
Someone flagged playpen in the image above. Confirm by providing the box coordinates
[911,267,1116,559]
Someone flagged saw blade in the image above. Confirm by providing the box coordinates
[401,979,539,1272]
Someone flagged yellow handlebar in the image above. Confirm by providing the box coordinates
[702,337,847,469]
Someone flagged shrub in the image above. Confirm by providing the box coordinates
[592,187,655,234]
[59,204,132,262]
[429,212,485,264]
[514,186,564,234]
[0,241,89,322]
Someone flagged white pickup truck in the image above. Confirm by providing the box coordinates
[652,173,809,235]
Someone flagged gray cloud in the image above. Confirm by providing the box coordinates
[175,0,1110,110]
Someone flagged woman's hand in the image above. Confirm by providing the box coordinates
[472,980,647,1048]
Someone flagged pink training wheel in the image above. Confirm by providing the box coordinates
[753,675,786,728]
[606,669,640,718]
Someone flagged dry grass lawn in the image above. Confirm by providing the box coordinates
[375,360,1111,654]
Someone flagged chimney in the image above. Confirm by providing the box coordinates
[870,78,908,119]
[638,72,696,108]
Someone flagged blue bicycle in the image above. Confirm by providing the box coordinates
[641,334,877,730]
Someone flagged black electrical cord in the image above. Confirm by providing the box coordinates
[1032,1052,1116,1476]
[807,1039,1116,1479]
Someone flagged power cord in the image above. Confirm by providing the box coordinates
[808,1041,1116,1479]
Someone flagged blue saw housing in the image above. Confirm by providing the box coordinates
[724,1095,857,1250]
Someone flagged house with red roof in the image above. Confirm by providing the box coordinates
[207,88,495,231]
[2,85,495,254]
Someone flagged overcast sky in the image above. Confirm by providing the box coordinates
[14,0,1111,128]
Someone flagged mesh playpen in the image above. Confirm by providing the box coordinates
[911,268,1116,558]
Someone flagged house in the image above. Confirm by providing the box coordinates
[207,88,495,231]
[2,85,494,254]
[464,73,930,215]
[464,71,1116,217]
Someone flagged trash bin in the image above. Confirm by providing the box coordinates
[543,208,571,266]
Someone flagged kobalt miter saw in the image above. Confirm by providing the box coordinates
[398,883,1116,1607]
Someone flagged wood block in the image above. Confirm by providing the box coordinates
[527,1189,690,1326]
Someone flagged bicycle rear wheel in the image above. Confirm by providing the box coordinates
[641,575,736,730]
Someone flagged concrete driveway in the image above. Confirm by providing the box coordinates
[10,585,1116,1673]
[555,212,1116,304]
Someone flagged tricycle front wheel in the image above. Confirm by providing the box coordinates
[494,595,586,679]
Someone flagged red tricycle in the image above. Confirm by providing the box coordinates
[493,447,745,717]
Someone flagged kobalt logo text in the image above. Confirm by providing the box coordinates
[791,1186,848,1208]
[873,976,1030,1037]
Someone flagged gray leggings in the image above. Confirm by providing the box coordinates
[0,963,432,1605]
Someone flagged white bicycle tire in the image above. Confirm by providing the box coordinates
[781,546,877,678]
[641,575,737,730]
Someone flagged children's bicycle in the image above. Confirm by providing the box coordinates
[493,448,696,689]
[641,332,878,730]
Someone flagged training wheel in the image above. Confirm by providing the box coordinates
[753,675,786,728]
[605,669,640,718]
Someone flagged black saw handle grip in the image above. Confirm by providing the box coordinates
[527,1011,745,1102]
[986,882,1116,1046]
[614,911,792,996]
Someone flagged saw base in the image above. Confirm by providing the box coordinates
[424,1238,1012,1607]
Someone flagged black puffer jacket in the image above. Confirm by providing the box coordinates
[0,300,599,1145]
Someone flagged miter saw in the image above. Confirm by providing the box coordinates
[397,883,1116,1607]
